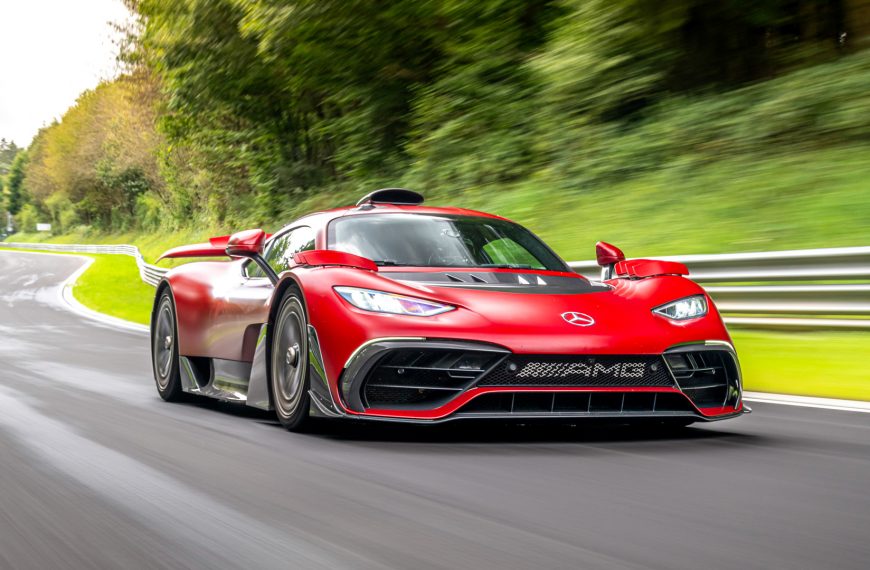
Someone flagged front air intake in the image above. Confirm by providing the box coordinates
[362,347,505,408]
[664,348,741,408]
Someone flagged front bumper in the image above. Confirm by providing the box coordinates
[332,339,746,423]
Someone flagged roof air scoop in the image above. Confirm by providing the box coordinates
[356,188,424,207]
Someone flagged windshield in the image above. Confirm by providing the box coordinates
[328,213,567,271]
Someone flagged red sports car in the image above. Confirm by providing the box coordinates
[151,189,746,430]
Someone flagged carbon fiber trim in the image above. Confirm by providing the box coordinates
[476,355,674,388]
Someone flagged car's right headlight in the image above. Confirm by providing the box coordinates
[334,286,454,316]
[653,295,708,321]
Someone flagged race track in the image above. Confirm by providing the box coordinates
[1,250,868,570]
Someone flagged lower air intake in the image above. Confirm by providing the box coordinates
[362,347,505,409]
[664,349,741,408]
[458,391,695,416]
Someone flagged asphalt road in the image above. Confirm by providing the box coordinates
[1,250,869,570]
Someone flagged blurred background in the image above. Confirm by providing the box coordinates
[1,0,869,399]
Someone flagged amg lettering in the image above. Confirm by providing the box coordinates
[516,361,646,379]
[620,362,645,377]
[592,363,620,376]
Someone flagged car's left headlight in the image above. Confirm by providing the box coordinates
[653,295,708,320]
[334,286,454,316]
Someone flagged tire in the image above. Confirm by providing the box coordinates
[270,290,311,431]
[152,289,185,401]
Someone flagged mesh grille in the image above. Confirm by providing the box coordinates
[362,347,505,408]
[665,350,741,408]
[364,386,433,406]
[477,355,673,388]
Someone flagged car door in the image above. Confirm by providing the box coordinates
[219,226,315,361]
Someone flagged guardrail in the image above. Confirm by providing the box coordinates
[572,245,870,329]
[0,242,168,287]
[3,242,869,329]
[568,246,870,283]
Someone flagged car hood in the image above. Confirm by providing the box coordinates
[375,269,729,354]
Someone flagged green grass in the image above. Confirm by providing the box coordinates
[733,330,870,401]
[459,146,870,260]
[72,254,154,325]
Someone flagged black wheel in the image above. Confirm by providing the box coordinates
[270,290,311,431]
[152,290,184,401]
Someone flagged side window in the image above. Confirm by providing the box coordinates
[272,226,315,272]
[246,226,316,279]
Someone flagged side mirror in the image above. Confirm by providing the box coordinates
[226,229,278,284]
[595,241,625,280]
[226,229,267,257]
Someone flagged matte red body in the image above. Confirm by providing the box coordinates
[226,228,267,257]
[161,204,739,420]
[595,241,626,266]
[158,232,272,261]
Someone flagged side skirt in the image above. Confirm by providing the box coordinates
[179,356,251,403]
[244,323,345,417]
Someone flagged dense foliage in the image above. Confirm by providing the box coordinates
[7,0,870,240]
[0,139,21,217]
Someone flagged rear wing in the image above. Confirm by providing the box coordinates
[614,259,689,279]
[156,233,270,262]
[595,241,688,280]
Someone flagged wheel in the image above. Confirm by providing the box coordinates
[152,290,185,401]
[270,290,311,431]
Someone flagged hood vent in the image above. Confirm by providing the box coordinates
[444,272,498,284]
[382,271,610,295]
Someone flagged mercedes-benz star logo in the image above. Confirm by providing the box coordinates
[561,312,595,327]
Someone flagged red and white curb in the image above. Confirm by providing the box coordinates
[744,392,870,413]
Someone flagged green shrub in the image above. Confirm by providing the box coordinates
[16,204,40,233]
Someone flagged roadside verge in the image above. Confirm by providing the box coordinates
[60,255,149,334]
[0,247,151,331]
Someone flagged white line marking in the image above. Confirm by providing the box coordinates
[0,249,148,334]
[744,391,870,413]
[59,256,150,334]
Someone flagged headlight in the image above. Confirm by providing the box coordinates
[653,295,708,320]
[334,287,454,316]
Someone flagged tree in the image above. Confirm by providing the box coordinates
[21,75,163,230]
[6,151,28,216]
[14,0,870,237]
[0,139,20,178]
